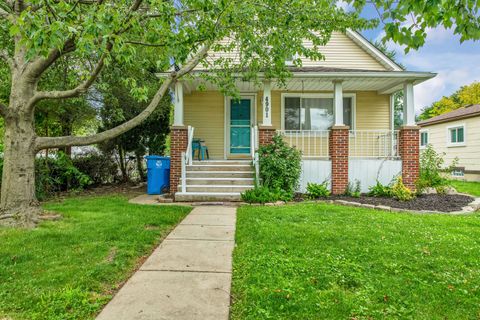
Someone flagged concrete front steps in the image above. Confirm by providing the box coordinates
[175,160,255,202]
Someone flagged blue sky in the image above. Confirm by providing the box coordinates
[356,5,480,113]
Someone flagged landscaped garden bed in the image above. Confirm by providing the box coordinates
[331,193,474,212]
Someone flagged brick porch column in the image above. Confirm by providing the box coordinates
[399,126,420,190]
[170,125,188,195]
[258,126,276,146]
[329,126,349,195]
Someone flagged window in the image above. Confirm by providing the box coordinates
[448,125,465,146]
[451,168,465,177]
[283,95,354,131]
[420,131,428,147]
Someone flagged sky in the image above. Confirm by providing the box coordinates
[355,5,480,114]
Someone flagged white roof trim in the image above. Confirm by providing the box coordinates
[345,29,403,72]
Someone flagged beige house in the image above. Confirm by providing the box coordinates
[418,105,480,181]
[166,30,436,201]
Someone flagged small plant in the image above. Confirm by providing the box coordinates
[306,182,331,199]
[344,180,361,198]
[368,180,392,197]
[417,145,457,194]
[258,135,302,194]
[391,177,414,201]
[241,186,292,204]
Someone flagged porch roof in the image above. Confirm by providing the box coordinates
[160,66,436,95]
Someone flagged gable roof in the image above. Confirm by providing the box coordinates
[345,30,403,71]
[418,105,480,126]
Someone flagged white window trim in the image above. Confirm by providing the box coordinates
[420,129,429,149]
[280,92,356,131]
[446,124,466,147]
[285,53,300,66]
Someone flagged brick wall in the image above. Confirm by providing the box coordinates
[170,126,188,196]
[258,126,276,146]
[399,126,420,190]
[329,126,349,195]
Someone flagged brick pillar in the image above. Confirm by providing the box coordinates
[329,126,349,195]
[170,125,188,195]
[258,126,276,146]
[399,126,420,190]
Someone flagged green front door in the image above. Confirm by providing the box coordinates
[230,99,251,155]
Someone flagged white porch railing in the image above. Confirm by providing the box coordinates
[277,130,330,158]
[181,126,195,193]
[251,125,260,186]
[349,130,399,158]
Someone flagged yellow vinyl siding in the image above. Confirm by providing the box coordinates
[422,117,480,173]
[197,32,388,71]
[183,90,391,159]
[184,91,225,159]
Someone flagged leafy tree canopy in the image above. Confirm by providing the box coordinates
[418,81,480,120]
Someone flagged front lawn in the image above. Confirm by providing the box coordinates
[231,203,480,319]
[0,196,191,320]
[450,180,480,197]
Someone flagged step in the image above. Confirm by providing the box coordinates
[187,165,253,172]
[186,178,255,185]
[186,171,254,178]
[178,185,254,193]
[175,192,242,202]
[192,160,251,166]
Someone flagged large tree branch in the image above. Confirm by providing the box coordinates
[34,43,211,150]
[0,50,14,70]
[29,45,110,107]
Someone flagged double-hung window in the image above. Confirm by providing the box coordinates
[448,125,465,146]
[420,131,428,148]
[283,94,354,131]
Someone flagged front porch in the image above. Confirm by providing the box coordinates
[169,69,430,200]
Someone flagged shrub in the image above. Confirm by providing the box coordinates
[391,177,414,201]
[417,145,456,193]
[368,180,392,197]
[258,135,302,196]
[72,153,118,185]
[344,180,361,198]
[306,182,330,199]
[241,186,293,204]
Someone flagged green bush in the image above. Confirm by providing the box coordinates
[35,152,93,200]
[344,180,361,198]
[417,145,456,193]
[72,153,118,185]
[391,177,414,201]
[241,186,293,204]
[306,182,330,199]
[258,135,302,196]
[368,180,392,197]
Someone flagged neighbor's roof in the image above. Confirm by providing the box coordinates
[418,105,480,126]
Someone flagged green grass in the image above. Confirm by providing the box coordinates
[449,180,480,197]
[231,203,480,320]
[0,196,191,320]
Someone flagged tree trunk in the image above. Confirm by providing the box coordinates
[135,152,146,181]
[0,114,40,227]
[118,146,129,182]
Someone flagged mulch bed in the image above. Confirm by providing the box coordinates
[331,194,474,212]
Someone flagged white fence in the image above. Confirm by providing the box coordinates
[277,130,329,158]
[298,160,331,192]
[349,130,399,159]
[349,159,402,192]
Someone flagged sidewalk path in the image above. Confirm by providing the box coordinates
[97,206,236,320]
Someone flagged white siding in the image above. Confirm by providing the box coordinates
[298,160,331,192]
[349,159,402,193]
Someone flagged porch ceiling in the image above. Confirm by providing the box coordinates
[179,70,435,95]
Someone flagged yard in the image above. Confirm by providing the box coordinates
[0,196,191,320]
[231,203,480,319]
[450,180,480,197]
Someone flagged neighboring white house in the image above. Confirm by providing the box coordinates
[417,104,480,181]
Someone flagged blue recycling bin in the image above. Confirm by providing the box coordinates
[146,156,170,195]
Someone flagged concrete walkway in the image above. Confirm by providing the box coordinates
[97,206,236,320]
